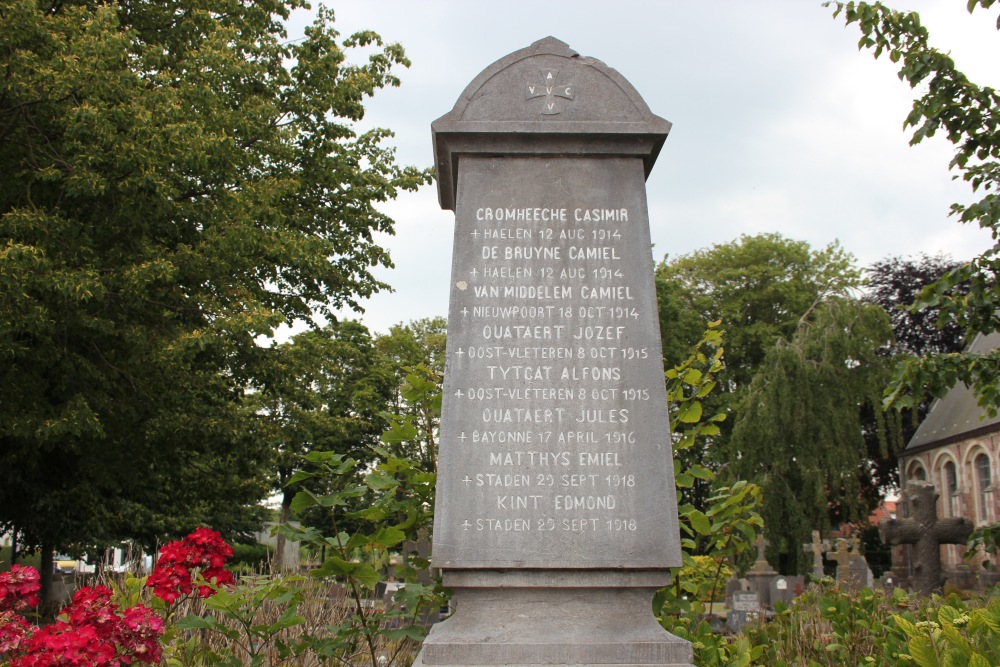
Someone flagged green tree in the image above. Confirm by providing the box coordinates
[862,254,968,495]
[729,298,899,574]
[253,319,396,566]
[657,234,860,384]
[830,1,1000,415]
[375,317,447,470]
[0,0,427,586]
[655,234,861,508]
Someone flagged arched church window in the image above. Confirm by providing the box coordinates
[944,460,958,495]
[944,461,958,516]
[974,453,992,522]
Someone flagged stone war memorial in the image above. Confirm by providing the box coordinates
[413,37,692,667]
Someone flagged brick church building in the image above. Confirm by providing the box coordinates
[895,331,1000,586]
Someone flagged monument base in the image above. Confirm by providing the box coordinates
[412,570,692,667]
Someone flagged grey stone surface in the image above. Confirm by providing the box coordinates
[745,535,777,608]
[432,37,671,212]
[421,36,690,667]
[880,481,974,596]
[434,154,679,569]
[802,530,829,579]
[724,577,748,609]
[769,575,805,608]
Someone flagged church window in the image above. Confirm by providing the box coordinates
[974,453,992,522]
[944,461,958,495]
[944,461,958,516]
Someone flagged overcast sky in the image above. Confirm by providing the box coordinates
[284,1,1000,336]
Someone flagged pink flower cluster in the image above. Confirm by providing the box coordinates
[0,585,163,667]
[145,527,234,603]
[0,565,40,611]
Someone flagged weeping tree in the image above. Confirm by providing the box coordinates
[728,297,901,574]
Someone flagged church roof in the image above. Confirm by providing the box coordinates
[903,331,1000,454]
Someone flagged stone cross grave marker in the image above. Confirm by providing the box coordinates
[746,533,777,608]
[749,533,776,575]
[802,530,829,579]
[880,480,973,596]
[414,37,691,667]
[828,538,868,590]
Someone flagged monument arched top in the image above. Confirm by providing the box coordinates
[432,37,672,211]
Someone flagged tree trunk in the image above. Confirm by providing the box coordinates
[273,487,294,571]
[39,543,53,608]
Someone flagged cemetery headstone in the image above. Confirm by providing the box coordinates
[828,537,869,591]
[769,575,804,608]
[802,530,829,579]
[828,539,848,581]
[724,576,748,610]
[727,592,761,634]
[746,534,777,608]
[880,480,973,596]
[850,551,875,590]
[414,37,691,667]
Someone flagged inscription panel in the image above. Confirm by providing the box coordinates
[434,156,680,568]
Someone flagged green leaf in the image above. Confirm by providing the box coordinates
[894,614,920,638]
[311,556,354,578]
[688,509,712,536]
[689,464,713,480]
[381,625,427,642]
[682,368,703,385]
[175,615,221,630]
[908,636,941,667]
[365,470,397,490]
[967,654,990,667]
[371,526,407,548]
[676,400,703,424]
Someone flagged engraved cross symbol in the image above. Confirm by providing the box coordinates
[526,69,575,115]
[458,432,467,442]
[461,520,472,530]
[461,307,469,317]
[462,476,472,485]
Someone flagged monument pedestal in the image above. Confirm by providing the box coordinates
[415,571,691,667]
[424,36,691,667]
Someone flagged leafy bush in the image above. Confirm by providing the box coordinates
[740,583,1000,667]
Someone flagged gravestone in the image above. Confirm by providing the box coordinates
[727,592,761,634]
[880,480,973,596]
[415,37,691,667]
[827,538,868,591]
[724,576,748,610]
[769,575,804,608]
[746,534,777,608]
[802,530,829,579]
[878,571,899,593]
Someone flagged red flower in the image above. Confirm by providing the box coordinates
[14,621,118,667]
[0,610,34,656]
[0,577,163,666]
[0,566,41,611]
[116,606,163,663]
[146,528,233,602]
